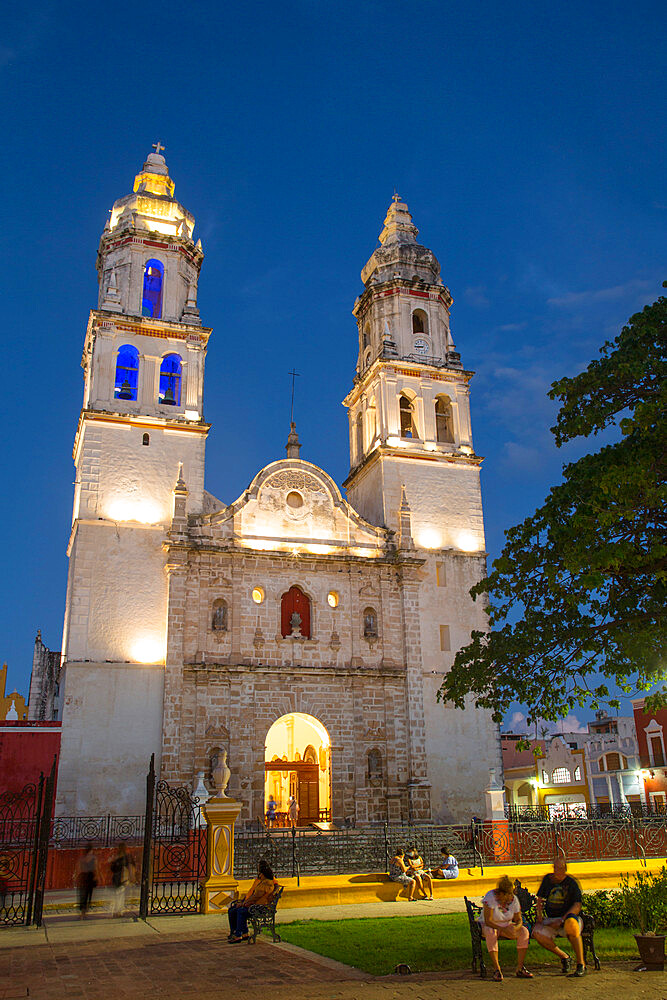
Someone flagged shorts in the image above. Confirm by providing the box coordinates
[389,873,414,886]
[533,914,583,939]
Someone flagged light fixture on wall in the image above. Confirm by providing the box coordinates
[131,638,164,664]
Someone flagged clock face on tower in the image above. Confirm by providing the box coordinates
[413,339,429,355]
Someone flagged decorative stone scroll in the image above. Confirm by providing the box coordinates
[257,470,332,522]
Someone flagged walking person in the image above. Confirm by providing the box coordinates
[77,844,99,919]
[110,843,135,917]
[288,795,299,829]
[266,795,277,829]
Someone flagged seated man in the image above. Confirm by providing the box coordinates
[431,844,459,879]
[532,858,585,977]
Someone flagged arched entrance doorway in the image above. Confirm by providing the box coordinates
[264,713,331,827]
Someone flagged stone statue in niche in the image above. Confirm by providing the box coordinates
[290,611,302,636]
[211,748,231,798]
[212,602,227,631]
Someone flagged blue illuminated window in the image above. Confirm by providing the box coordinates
[142,258,164,319]
[114,344,139,400]
[159,353,182,405]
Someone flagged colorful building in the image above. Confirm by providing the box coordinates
[632,698,667,812]
[0,663,28,721]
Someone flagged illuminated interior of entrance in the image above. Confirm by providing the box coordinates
[264,713,331,826]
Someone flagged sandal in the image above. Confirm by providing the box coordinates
[516,967,533,979]
[493,970,503,982]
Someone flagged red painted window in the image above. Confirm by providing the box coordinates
[281,586,311,639]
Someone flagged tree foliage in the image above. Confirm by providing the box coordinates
[439,287,667,725]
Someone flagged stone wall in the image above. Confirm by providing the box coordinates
[56,661,164,815]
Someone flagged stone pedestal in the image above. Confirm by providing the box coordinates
[202,796,242,913]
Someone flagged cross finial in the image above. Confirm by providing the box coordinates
[392,190,401,202]
[152,140,165,155]
[288,369,301,424]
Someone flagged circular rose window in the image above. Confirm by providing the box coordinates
[286,491,304,509]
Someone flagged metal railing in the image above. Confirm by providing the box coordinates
[234,813,667,879]
[50,815,145,847]
[506,803,666,822]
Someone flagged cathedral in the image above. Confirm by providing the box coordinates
[34,147,502,824]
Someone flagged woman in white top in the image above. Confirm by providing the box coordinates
[480,875,532,981]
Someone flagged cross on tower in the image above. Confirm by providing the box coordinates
[289,369,301,424]
[152,140,165,155]
[392,190,401,202]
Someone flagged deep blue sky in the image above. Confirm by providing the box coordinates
[2,1,664,728]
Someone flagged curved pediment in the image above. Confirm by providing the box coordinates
[206,459,390,556]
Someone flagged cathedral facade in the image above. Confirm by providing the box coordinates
[49,149,501,823]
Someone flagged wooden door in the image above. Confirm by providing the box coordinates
[281,586,311,638]
[298,764,319,824]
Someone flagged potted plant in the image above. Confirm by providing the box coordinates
[619,868,667,972]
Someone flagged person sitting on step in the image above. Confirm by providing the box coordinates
[388,847,418,901]
[532,858,586,977]
[479,874,533,981]
[405,846,434,899]
[430,844,459,880]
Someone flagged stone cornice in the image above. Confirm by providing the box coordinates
[343,357,473,408]
[183,661,406,679]
[87,310,212,346]
[72,408,210,459]
[161,537,425,569]
[353,276,453,318]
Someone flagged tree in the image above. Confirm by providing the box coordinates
[439,287,667,726]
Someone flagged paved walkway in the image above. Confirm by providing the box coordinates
[1,910,665,1000]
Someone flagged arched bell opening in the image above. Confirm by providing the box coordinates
[264,712,331,827]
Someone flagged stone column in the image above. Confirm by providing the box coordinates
[201,796,242,913]
[396,558,431,820]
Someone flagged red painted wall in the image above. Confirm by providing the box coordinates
[0,721,61,797]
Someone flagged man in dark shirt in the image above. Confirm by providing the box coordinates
[532,858,585,977]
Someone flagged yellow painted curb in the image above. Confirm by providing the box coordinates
[235,857,666,910]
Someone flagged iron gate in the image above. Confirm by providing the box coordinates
[0,759,56,925]
[139,755,207,916]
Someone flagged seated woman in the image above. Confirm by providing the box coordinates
[388,847,417,901]
[228,859,278,942]
[479,875,532,981]
[431,844,459,880]
[405,846,433,899]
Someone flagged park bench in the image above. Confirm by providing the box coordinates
[247,884,284,943]
[464,880,600,978]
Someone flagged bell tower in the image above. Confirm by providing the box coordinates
[343,195,484,554]
[56,146,213,814]
[343,198,500,822]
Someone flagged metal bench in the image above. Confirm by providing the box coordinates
[247,885,284,944]
[464,881,600,978]
[513,879,600,971]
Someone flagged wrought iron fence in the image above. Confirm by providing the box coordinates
[479,815,667,866]
[50,815,145,848]
[234,814,667,879]
[139,756,208,917]
[507,803,666,822]
[233,823,480,879]
[0,761,56,926]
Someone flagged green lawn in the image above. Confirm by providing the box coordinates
[279,913,641,976]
